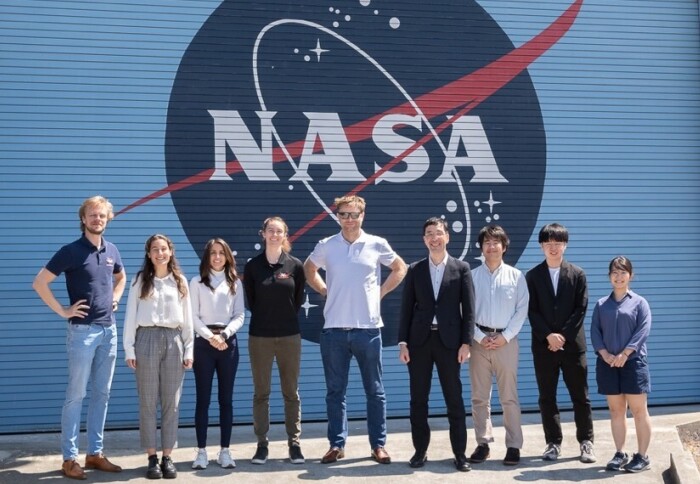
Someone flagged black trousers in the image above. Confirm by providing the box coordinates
[407,331,467,456]
[532,344,593,445]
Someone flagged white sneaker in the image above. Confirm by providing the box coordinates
[192,448,208,469]
[542,443,561,461]
[217,448,236,468]
[580,440,597,463]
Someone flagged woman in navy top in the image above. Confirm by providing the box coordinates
[591,256,652,473]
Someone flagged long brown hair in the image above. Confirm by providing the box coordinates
[199,238,238,294]
[260,216,292,253]
[135,234,187,299]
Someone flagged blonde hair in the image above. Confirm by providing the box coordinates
[78,196,114,232]
[334,195,366,212]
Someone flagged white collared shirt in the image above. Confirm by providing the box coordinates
[471,262,529,343]
[428,253,448,325]
[123,273,194,360]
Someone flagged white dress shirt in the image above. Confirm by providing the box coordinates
[471,262,529,343]
[428,253,448,326]
[189,271,245,340]
[123,273,194,361]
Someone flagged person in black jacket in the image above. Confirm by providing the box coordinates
[398,217,475,472]
[525,223,595,464]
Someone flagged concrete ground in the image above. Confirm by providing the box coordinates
[0,405,698,483]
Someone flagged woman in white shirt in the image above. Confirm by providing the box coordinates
[189,238,245,470]
[123,234,193,480]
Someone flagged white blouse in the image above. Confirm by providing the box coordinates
[123,273,194,361]
[189,271,245,339]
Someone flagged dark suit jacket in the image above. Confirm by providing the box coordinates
[398,255,475,349]
[525,260,588,352]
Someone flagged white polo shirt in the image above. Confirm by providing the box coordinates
[308,230,397,329]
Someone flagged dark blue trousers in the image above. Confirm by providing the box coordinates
[193,334,239,448]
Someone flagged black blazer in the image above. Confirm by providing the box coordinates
[525,260,588,352]
[398,255,475,349]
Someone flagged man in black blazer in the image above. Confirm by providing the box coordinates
[525,223,595,464]
[398,217,475,472]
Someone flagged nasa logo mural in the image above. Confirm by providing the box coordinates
[165,0,580,345]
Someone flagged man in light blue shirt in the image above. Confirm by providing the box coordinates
[468,225,529,466]
[305,195,407,465]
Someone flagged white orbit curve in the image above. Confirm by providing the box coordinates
[252,19,471,259]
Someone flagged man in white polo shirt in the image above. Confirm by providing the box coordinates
[304,195,407,465]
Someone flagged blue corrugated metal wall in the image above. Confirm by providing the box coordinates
[1,0,699,434]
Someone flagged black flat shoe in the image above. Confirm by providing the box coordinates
[409,452,427,468]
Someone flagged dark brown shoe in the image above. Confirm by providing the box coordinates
[321,447,345,464]
[61,459,87,480]
[371,446,391,464]
[85,453,122,472]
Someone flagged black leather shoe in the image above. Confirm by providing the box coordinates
[469,443,490,463]
[503,447,520,466]
[146,455,162,480]
[160,456,177,479]
[409,452,427,468]
[454,454,471,472]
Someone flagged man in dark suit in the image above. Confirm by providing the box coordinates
[526,223,595,464]
[398,217,475,472]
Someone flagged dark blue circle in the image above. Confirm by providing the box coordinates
[166,0,545,346]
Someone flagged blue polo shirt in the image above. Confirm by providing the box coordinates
[46,234,123,325]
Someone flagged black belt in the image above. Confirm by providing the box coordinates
[477,324,504,333]
[207,325,227,335]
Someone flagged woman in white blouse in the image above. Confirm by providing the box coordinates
[189,238,245,470]
[123,234,193,480]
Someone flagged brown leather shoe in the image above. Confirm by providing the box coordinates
[371,446,391,464]
[61,459,87,480]
[321,447,345,464]
[85,453,122,472]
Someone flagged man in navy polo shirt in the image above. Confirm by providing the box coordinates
[33,196,126,480]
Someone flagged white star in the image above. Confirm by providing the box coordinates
[301,293,318,317]
[483,191,501,214]
[310,39,329,62]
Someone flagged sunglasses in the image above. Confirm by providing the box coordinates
[337,211,362,220]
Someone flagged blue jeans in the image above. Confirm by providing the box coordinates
[62,323,117,460]
[320,328,386,449]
